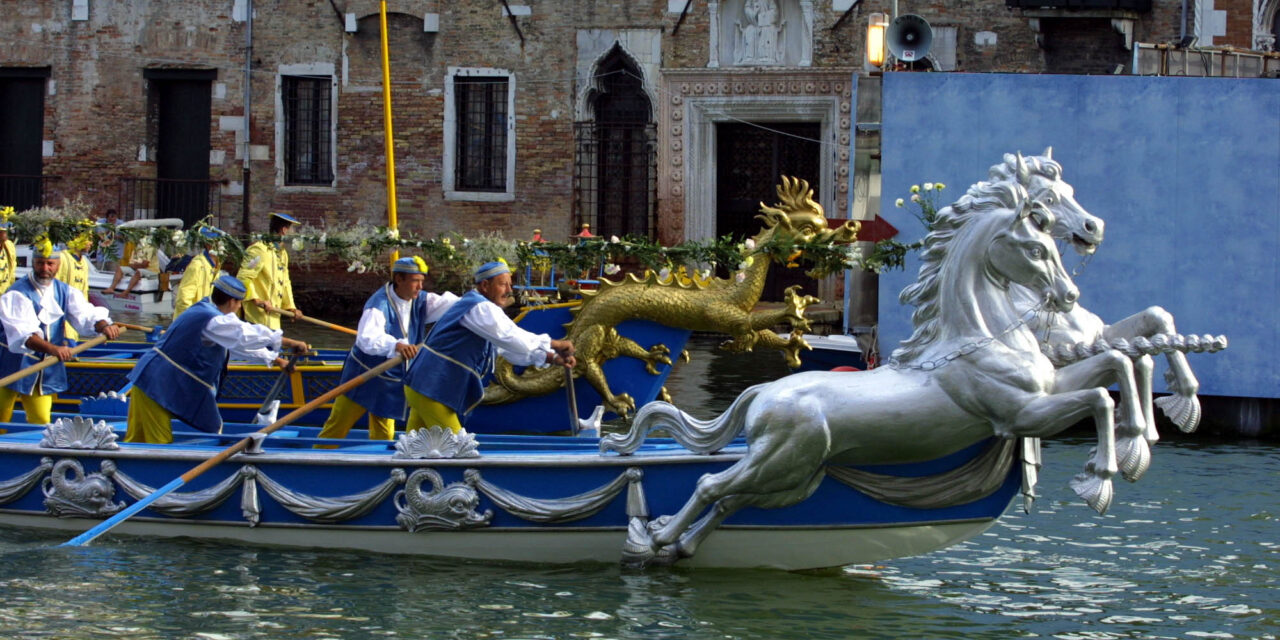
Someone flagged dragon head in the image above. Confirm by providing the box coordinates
[754,176,861,248]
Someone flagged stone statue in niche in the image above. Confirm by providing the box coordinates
[735,0,784,65]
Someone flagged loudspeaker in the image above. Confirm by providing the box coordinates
[886,14,933,62]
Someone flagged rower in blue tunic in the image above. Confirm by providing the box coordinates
[316,256,458,443]
[124,275,310,444]
[0,236,121,425]
[402,259,576,433]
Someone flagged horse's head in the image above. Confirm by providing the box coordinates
[989,200,1079,313]
[990,148,1104,256]
[754,176,860,249]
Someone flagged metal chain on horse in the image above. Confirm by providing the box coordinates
[885,297,1051,372]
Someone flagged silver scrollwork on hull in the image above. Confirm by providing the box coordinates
[394,469,492,532]
[464,467,645,524]
[0,456,53,506]
[40,417,119,450]
[394,426,481,459]
[42,459,125,518]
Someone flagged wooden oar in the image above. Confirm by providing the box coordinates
[565,366,580,437]
[0,333,114,388]
[115,323,159,335]
[265,304,357,337]
[61,354,405,548]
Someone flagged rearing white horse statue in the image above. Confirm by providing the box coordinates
[990,149,1208,435]
[605,182,1147,567]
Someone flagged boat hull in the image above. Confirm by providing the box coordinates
[0,425,1018,570]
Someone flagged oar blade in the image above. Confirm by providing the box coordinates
[61,476,186,547]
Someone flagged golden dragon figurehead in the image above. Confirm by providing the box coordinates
[752,176,861,249]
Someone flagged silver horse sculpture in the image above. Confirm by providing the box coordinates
[990,148,1207,435]
[605,182,1144,567]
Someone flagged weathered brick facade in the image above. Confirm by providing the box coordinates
[1,0,1270,305]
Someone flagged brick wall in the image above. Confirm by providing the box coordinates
[0,0,1242,307]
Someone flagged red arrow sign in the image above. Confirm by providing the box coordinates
[826,215,899,243]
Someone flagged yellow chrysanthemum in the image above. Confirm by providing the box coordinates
[33,234,54,259]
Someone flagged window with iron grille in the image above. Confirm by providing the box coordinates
[574,48,656,239]
[282,75,334,186]
[454,76,508,191]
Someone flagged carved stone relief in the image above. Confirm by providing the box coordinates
[709,0,813,68]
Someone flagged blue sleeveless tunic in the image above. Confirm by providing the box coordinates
[339,284,433,420]
[0,277,71,395]
[128,298,228,433]
[402,290,494,423]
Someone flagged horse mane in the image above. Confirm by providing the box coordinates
[893,180,1032,363]
[987,149,1062,202]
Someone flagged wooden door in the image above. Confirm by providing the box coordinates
[715,121,821,300]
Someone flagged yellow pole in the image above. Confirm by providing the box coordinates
[379,1,400,265]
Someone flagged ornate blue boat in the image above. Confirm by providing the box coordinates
[0,413,1021,569]
[53,302,690,434]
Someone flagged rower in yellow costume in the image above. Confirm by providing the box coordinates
[241,212,302,330]
[172,226,225,319]
[0,216,17,293]
[55,231,94,342]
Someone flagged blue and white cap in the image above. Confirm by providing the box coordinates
[392,256,429,275]
[197,226,224,241]
[213,274,247,300]
[270,212,300,225]
[473,259,510,283]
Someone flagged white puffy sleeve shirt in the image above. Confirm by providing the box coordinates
[0,282,111,354]
[356,291,459,358]
[202,312,283,365]
[461,300,553,368]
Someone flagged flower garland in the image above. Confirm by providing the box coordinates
[4,199,869,293]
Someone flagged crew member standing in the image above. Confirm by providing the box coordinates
[55,231,94,342]
[0,220,16,292]
[241,212,303,330]
[317,256,458,443]
[125,275,309,444]
[172,227,225,319]
[0,237,121,425]
[402,260,575,433]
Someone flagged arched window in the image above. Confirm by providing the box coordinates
[574,46,656,239]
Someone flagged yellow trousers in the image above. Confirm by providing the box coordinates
[125,387,176,444]
[316,395,395,441]
[0,387,53,425]
[404,386,462,434]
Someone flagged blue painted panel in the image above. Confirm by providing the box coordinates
[879,73,1280,399]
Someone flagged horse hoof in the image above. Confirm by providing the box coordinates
[1155,393,1201,433]
[1070,473,1114,515]
[1115,436,1151,483]
[621,518,658,568]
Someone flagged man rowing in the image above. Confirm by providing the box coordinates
[173,226,225,319]
[125,275,309,444]
[0,236,121,425]
[402,259,575,433]
[241,212,303,330]
[316,256,458,443]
